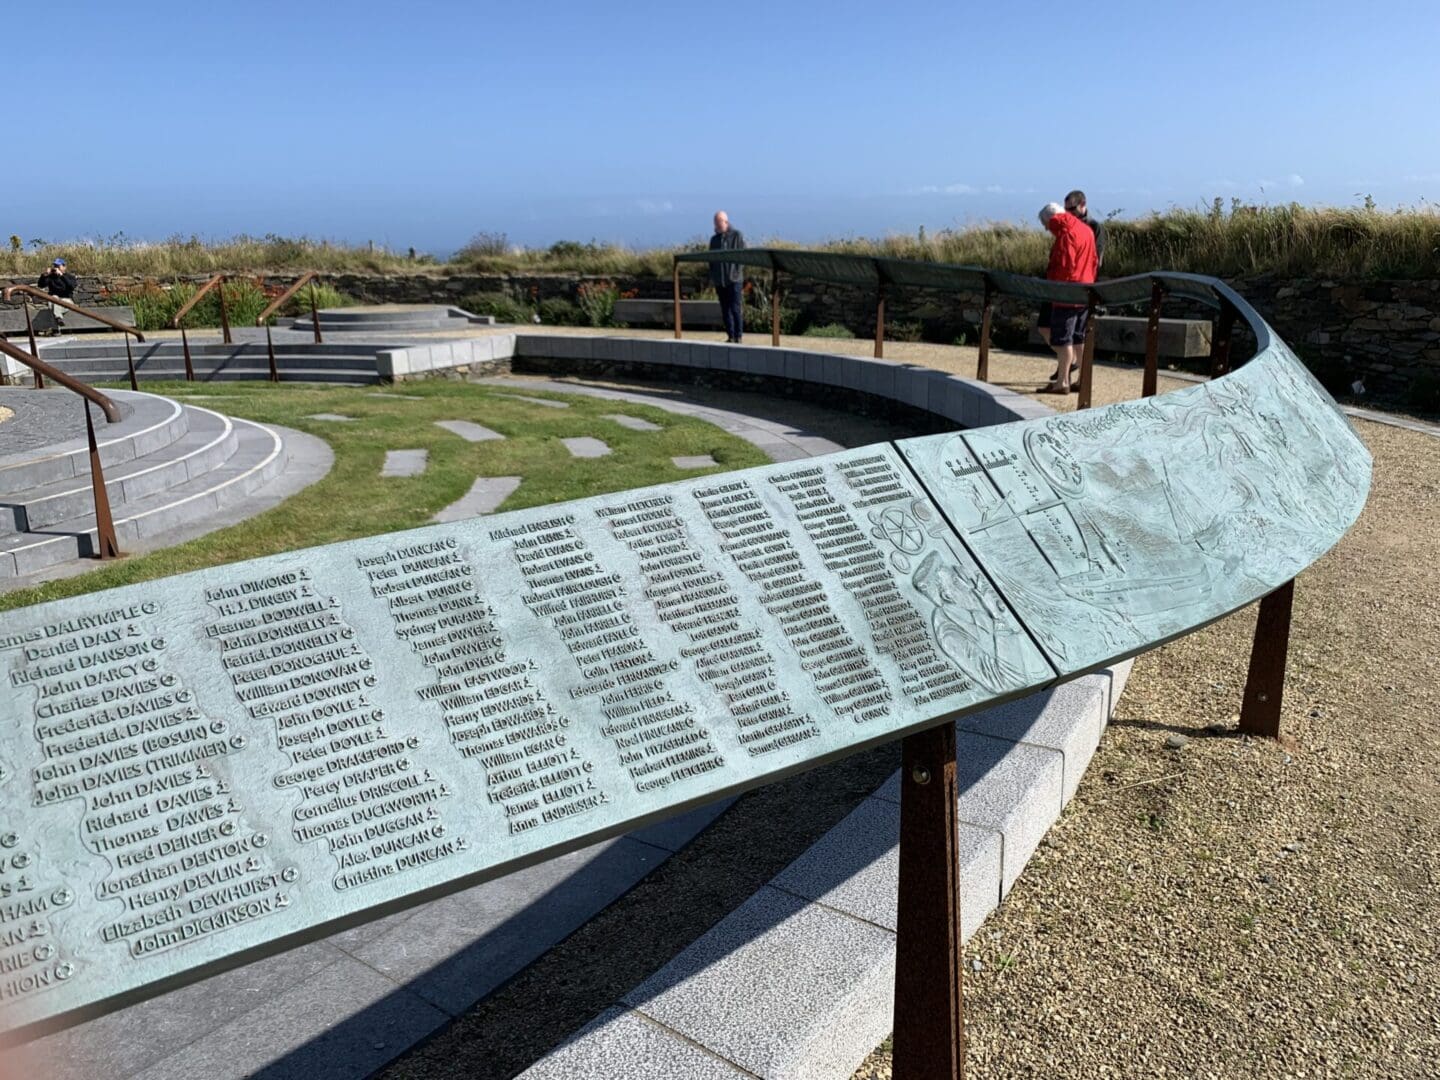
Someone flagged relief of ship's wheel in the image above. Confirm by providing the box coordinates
[872,507,925,553]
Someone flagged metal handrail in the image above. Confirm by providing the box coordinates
[3,285,145,392]
[255,272,324,383]
[170,273,232,381]
[0,336,122,559]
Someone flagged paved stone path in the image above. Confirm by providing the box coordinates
[432,476,524,522]
[434,419,505,442]
[496,393,570,409]
[305,413,355,422]
[605,413,662,432]
[562,436,611,458]
[0,389,93,454]
[672,454,718,469]
[381,449,429,477]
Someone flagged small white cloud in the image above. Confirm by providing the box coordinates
[984,184,1004,194]
[943,183,979,195]
[634,199,674,215]
[1286,173,1305,187]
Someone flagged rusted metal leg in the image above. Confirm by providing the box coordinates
[771,270,781,347]
[893,720,964,1080]
[1239,579,1295,743]
[84,402,121,560]
[975,287,993,382]
[124,336,139,392]
[875,286,886,360]
[23,302,43,388]
[1077,292,1098,410]
[672,263,683,340]
[311,282,323,344]
[1209,300,1235,378]
[180,326,195,382]
[1142,280,1162,398]
[265,325,280,383]
[219,279,232,345]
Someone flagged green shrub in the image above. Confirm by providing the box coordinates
[121,278,274,331]
[283,282,355,317]
[742,286,798,335]
[459,291,532,323]
[576,281,619,327]
[885,319,924,342]
[803,323,855,339]
[537,297,584,326]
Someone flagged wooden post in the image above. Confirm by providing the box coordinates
[1142,280,1163,398]
[1076,291,1098,410]
[84,402,121,560]
[893,720,964,1080]
[1238,579,1295,743]
[874,286,886,359]
[1209,300,1235,378]
[975,285,994,382]
[771,269,781,347]
[672,262,683,340]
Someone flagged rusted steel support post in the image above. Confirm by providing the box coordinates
[84,402,121,560]
[310,282,323,344]
[894,719,964,1080]
[123,336,139,392]
[975,285,994,382]
[180,327,195,382]
[1077,290,1099,410]
[1238,579,1295,742]
[218,281,232,345]
[771,270,781,347]
[1142,280,1163,398]
[265,325,280,383]
[23,302,41,388]
[874,286,886,359]
[672,262,683,340]
[1210,300,1236,378]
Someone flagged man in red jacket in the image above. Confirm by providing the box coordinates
[1038,202,1098,394]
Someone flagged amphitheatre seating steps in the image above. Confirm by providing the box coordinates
[0,304,136,335]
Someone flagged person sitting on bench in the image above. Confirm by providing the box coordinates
[38,258,78,333]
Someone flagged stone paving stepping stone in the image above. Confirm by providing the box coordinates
[370,392,425,400]
[604,413,662,432]
[672,454,719,469]
[432,476,522,522]
[305,413,355,422]
[562,436,611,458]
[381,449,429,478]
[496,393,570,409]
[434,419,505,442]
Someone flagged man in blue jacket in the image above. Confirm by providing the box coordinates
[709,211,746,343]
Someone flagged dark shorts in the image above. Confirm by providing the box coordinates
[1049,303,1089,346]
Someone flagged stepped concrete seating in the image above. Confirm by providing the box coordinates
[0,388,321,582]
[32,339,384,385]
[289,305,494,334]
[0,304,136,334]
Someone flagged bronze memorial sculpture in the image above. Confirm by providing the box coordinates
[0,262,1370,1079]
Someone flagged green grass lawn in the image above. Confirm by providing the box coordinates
[0,380,769,612]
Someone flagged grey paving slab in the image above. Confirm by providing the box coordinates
[625,886,895,1079]
[380,448,429,478]
[604,413,663,432]
[562,435,612,457]
[521,1007,750,1079]
[671,453,719,469]
[304,412,355,422]
[368,392,424,400]
[434,418,505,442]
[131,957,449,1080]
[496,393,571,409]
[431,475,522,521]
[344,837,668,1015]
[771,796,1003,940]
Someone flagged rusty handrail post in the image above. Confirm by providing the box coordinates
[1142,279,1164,398]
[893,719,965,1079]
[218,281,232,345]
[770,269,781,347]
[0,339,120,421]
[22,301,42,388]
[180,326,195,382]
[874,284,886,360]
[1238,579,1296,744]
[672,261,683,340]
[264,325,280,383]
[975,280,995,381]
[1076,289,1099,410]
[310,281,323,344]
[83,401,122,560]
[1209,298,1236,378]
[123,335,139,392]
[255,271,321,327]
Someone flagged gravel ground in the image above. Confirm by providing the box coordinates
[852,416,1440,1077]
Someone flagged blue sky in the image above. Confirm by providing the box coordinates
[12,0,1440,254]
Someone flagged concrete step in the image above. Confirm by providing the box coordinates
[39,342,393,361]
[1,406,238,530]
[36,359,380,385]
[0,416,287,579]
[0,390,190,497]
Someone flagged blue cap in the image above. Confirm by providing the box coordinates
[52,258,65,267]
